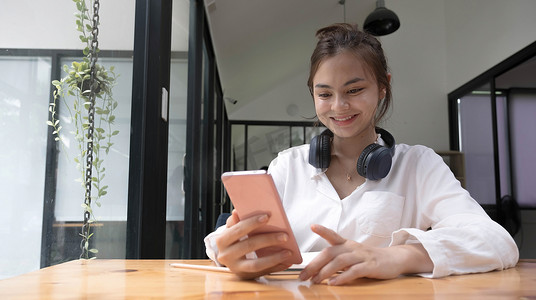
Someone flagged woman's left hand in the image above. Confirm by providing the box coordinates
[298,224,433,286]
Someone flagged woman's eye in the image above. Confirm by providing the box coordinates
[317,93,331,98]
[348,88,363,94]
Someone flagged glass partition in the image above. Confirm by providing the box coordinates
[457,84,496,206]
[0,56,51,279]
[51,55,133,264]
[230,122,321,172]
[0,0,136,278]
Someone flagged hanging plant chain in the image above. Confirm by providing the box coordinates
[82,0,100,258]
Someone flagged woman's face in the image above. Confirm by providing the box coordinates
[312,51,384,140]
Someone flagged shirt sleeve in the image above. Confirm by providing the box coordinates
[390,148,519,278]
[204,225,227,266]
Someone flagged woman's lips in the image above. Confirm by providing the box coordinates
[331,114,357,124]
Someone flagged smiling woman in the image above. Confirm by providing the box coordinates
[204,23,518,285]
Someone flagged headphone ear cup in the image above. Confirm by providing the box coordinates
[309,134,331,168]
[357,144,392,180]
[357,144,381,178]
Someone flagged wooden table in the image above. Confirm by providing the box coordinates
[1,259,535,299]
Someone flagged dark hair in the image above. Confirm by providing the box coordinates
[307,23,392,125]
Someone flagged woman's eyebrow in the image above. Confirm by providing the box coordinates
[314,83,331,89]
[314,77,365,89]
[344,77,365,86]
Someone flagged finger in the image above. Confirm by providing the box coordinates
[310,252,359,284]
[226,210,240,227]
[327,262,369,286]
[299,246,341,281]
[232,250,293,279]
[310,224,346,245]
[216,214,269,250]
[217,231,290,265]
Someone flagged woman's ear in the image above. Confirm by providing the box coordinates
[380,73,392,99]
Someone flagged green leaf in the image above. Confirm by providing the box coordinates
[89,248,99,254]
[46,121,54,126]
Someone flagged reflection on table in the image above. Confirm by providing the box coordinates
[0,259,534,299]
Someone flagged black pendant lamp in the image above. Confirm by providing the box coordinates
[363,0,400,36]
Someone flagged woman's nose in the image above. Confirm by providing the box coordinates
[333,94,349,110]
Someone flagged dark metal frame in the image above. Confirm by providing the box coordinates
[126,0,172,258]
[183,0,227,258]
[447,41,536,213]
[183,0,204,259]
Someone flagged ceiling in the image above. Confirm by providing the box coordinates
[203,0,379,116]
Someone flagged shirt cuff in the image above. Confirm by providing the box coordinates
[204,225,226,267]
[390,228,438,278]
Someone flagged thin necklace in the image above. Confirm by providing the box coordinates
[344,167,356,181]
[337,156,356,182]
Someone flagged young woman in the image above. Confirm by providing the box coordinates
[204,23,518,285]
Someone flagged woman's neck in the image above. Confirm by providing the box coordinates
[331,127,378,159]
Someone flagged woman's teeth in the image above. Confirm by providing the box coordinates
[333,115,353,121]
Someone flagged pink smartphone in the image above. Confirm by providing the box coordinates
[221,170,303,265]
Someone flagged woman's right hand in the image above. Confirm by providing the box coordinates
[214,210,293,279]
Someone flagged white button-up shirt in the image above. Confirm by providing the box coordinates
[205,140,519,278]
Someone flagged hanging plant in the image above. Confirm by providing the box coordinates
[48,0,118,259]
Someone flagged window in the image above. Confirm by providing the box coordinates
[448,42,536,213]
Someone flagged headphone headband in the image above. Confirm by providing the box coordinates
[308,127,395,180]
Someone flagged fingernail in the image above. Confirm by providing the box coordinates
[282,250,291,258]
[328,278,337,285]
[277,233,288,242]
[298,271,308,281]
[258,214,268,222]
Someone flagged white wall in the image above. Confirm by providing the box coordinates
[0,0,189,51]
[232,0,450,150]
[230,0,536,151]
[444,0,536,92]
[0,0,135,50]
[382,0,448,150]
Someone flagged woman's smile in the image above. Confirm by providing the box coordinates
[331,114,358,125]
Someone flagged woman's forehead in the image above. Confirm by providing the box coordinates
[314,52,375,85]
